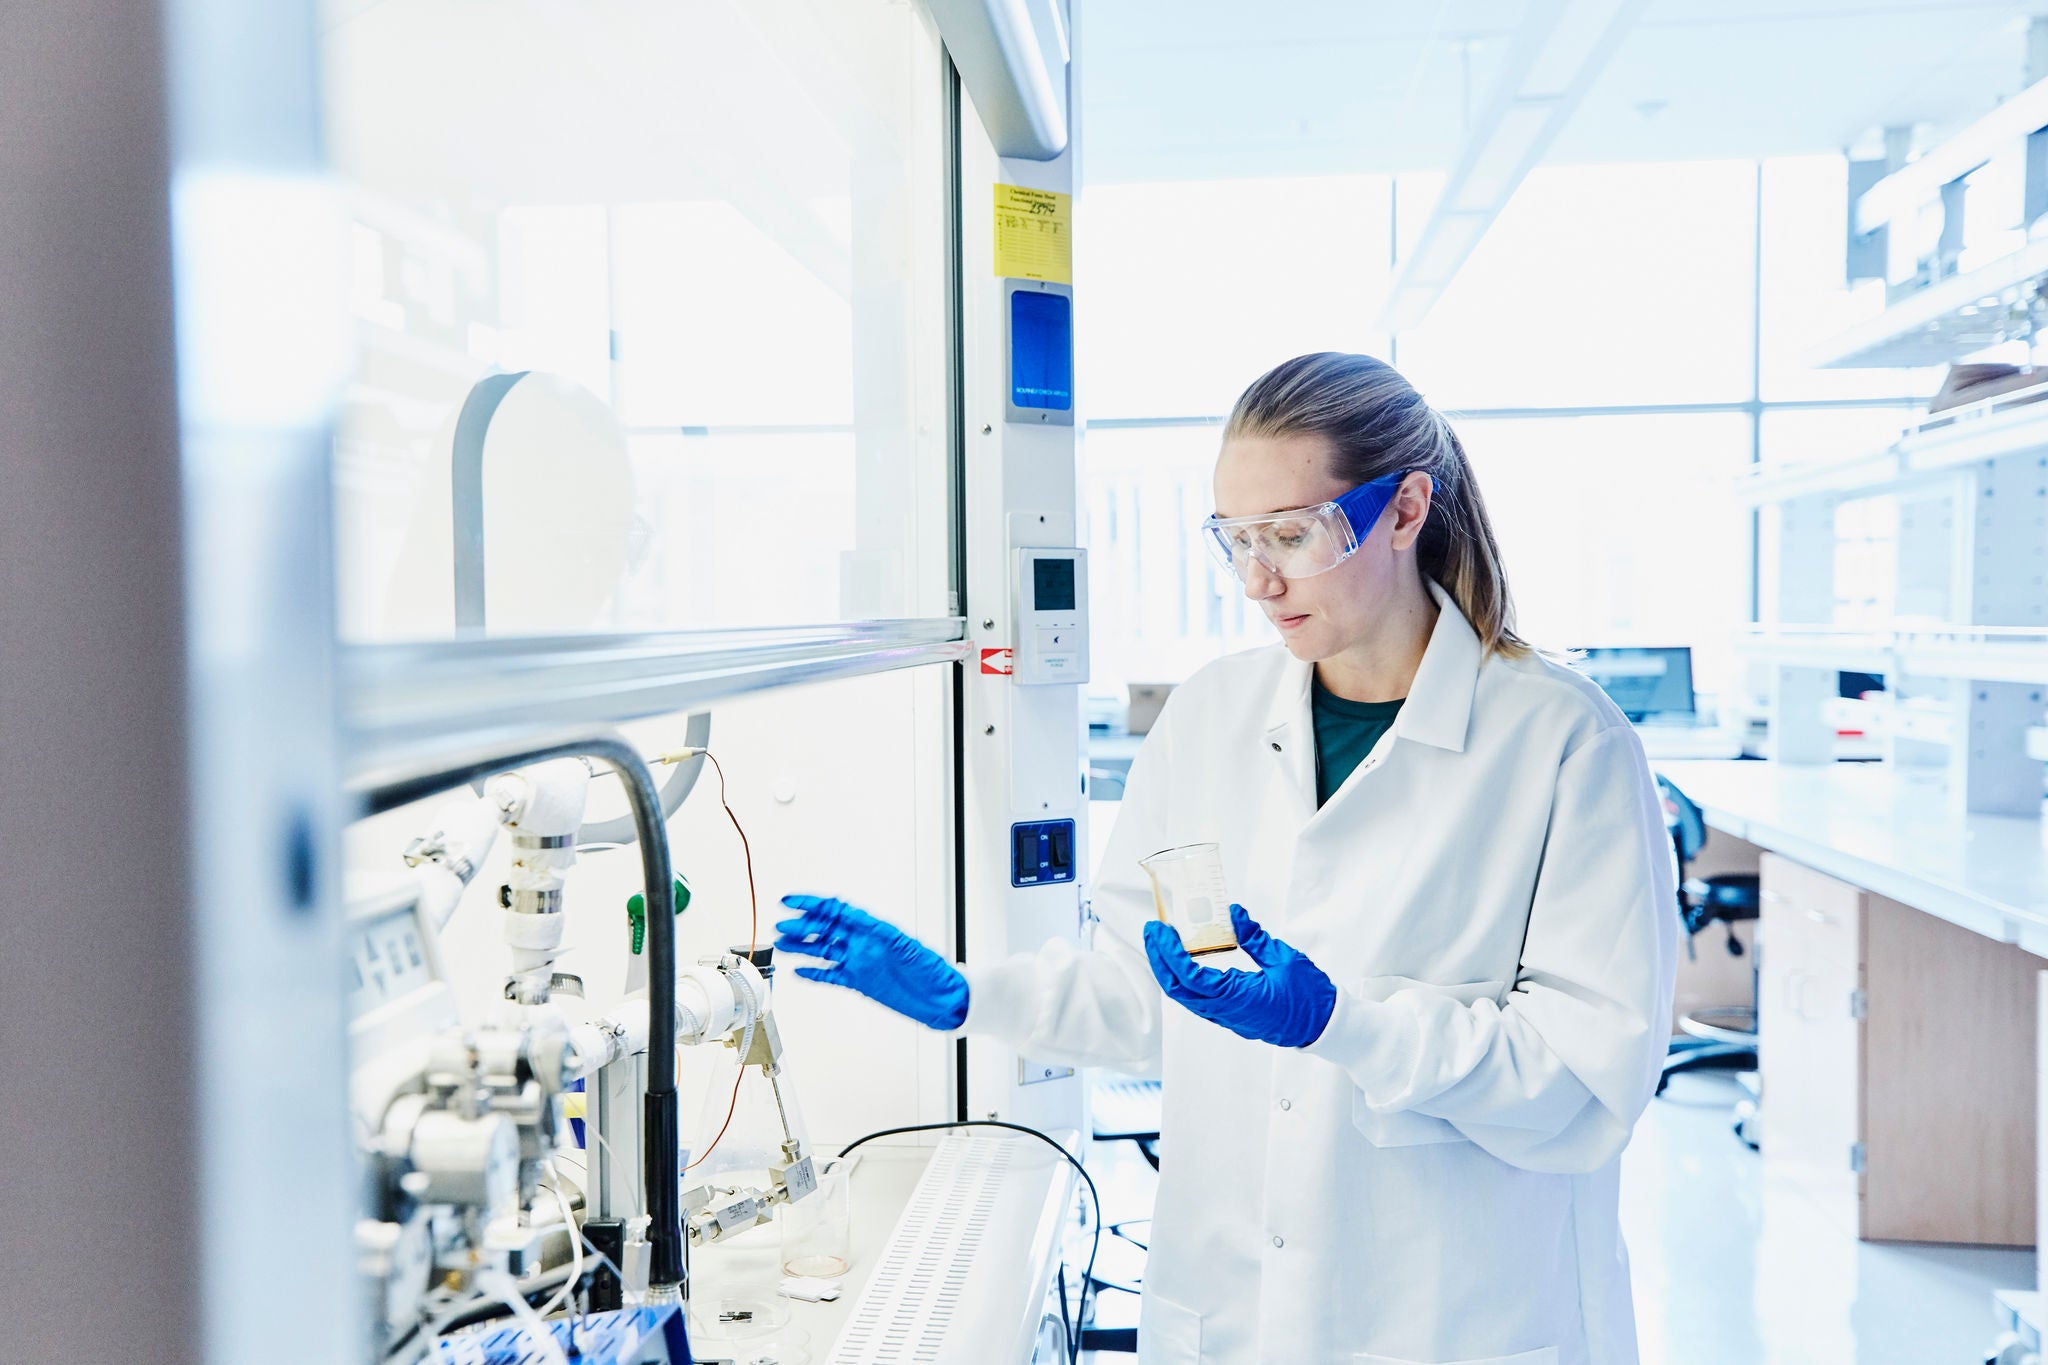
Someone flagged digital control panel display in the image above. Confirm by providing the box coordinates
[1033,557,1076,612]
[1012,547,1087,685]
[348,903,435,1019]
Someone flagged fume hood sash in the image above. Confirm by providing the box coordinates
[928,0,1068,160]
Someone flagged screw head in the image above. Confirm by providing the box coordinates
[981,423,993,435]
[984,724,996,736]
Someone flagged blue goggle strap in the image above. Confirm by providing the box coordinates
[1332,470,1433,546]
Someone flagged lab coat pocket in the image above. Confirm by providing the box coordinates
[1349,976,1511,1148]
[1137,1289,1202,1363]
[1354,1349,1557,1365]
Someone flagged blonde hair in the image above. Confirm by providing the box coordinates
[1223,352,1530,659]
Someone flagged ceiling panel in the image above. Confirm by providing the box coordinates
[1082,0,2044,183]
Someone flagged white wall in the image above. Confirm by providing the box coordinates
[344,665,959,1164]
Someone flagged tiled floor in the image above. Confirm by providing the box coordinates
[1076,1071,2033,1362]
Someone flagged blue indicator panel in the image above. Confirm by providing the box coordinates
[1009,289,1073,413]
[1010,819,1077,887]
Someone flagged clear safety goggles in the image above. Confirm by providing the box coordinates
[1200,470,1429,582]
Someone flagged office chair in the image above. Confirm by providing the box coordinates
[1654,775,1761,1110]
[1083,1077,1163,1354]
[1091,1075,1161,1170]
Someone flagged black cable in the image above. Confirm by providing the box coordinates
[1056,1262,1072,1358]
[836,1119,1102,1365]
[352,730,684,1291]
[384,1211,635,1362]
[383,1265,576,1359]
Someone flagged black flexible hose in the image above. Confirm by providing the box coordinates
[836,1119,1102,1365]
[353,728,684,1292]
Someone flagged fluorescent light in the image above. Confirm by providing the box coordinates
[1404,210,1492,286]
[1381,214,1492,330]
[1522,0,1638,98]
[1376,0,1647,333]
[1447,99,1559,214]
[1380,282,1438,335]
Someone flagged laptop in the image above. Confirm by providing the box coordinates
[1575,646,1701,726]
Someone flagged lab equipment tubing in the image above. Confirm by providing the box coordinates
[355,731,687,1294]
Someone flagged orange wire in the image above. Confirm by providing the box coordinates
[683,749,759,1174]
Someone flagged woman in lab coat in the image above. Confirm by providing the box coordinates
[777,352,1678,1365]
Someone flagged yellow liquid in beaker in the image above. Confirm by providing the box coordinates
[1143,847,1238,956]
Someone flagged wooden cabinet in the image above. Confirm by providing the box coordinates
[1759,851,2041,1246]
[1758,853,1864,1226]
[2040,974,2048,1281]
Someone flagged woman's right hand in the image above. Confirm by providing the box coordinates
[773,894,969,1030]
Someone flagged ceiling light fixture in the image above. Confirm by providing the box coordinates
[1377,0,1649,335]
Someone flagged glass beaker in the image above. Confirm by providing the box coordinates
[1140,843,1239,956]
[780,1157,852,1279]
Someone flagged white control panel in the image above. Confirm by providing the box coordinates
[1011,547,1087,685]
[345,878,458,1079]
[348,900,436,1020]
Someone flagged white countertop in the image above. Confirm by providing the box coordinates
[684,1131,1076,1364]
[684,1142,931,1361]
[1655,759,2048,957]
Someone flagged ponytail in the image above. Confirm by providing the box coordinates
[1224,352,1530,658]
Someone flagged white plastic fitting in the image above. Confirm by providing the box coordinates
[566,994,652,1079]
[486,758,590,840]
[675,963,739,1044]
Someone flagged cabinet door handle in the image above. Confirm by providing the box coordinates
[1787,971,1820,1021]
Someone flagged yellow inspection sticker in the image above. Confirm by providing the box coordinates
[994,184,1072,284]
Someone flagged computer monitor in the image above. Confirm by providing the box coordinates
[1576,646,1695,723]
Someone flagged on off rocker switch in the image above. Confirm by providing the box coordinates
[1010,819,1077,888]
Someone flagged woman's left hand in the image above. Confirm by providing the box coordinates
[1143,905,1337,1048]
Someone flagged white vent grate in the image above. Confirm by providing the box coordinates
[825,1136,1014,1364]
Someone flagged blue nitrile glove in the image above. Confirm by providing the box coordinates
[1142,905,1336,1048]
[774,894,969,1031]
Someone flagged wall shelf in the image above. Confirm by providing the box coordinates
[1822,695,1955,746]
[1739,626,2048,686]
[1736,393,2048,505]
[1810,237,2048,370]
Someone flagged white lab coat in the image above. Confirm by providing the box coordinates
[964,578,1678,1365]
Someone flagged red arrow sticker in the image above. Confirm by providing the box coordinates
[980,648,1014,676]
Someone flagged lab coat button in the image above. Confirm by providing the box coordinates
[1277,1098,1292,1112]
[1271,1235,1284,1249]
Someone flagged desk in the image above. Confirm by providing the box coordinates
[1633,725,1748,761]
[688,1132,1075,1363]
[685,1145,928,1360]
[1656,759,2048,954]
[1652,758,2046,1251]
